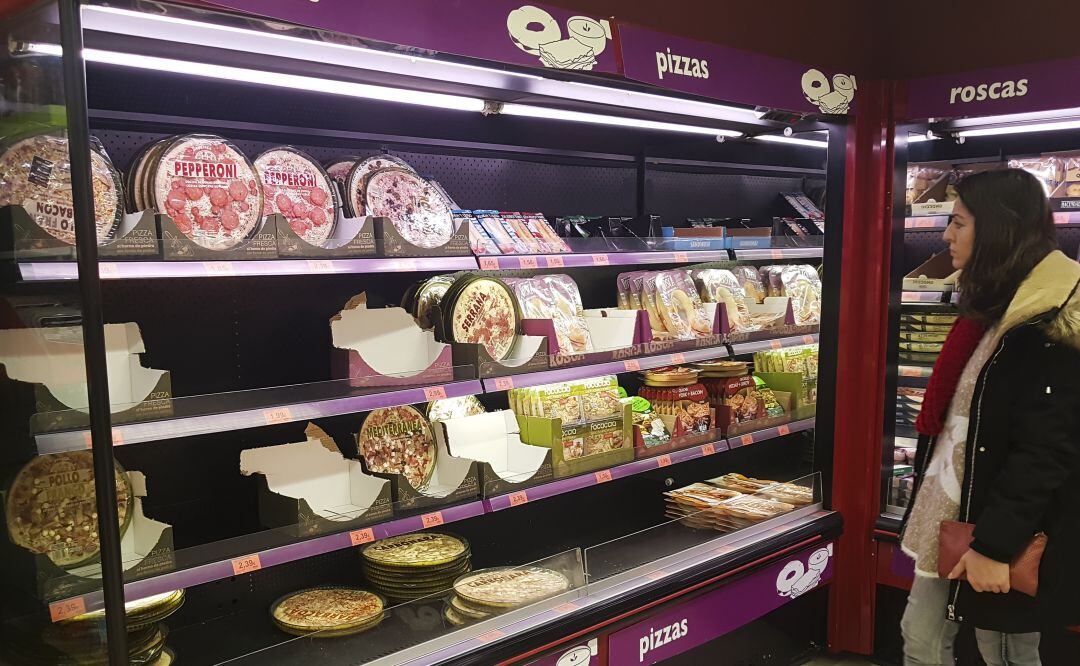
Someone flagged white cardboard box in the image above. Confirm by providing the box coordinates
[436,410,552,493]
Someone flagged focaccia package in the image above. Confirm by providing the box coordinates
[729,266,767,304]
[694,269,753,333]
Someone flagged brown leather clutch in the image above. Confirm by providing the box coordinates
[937,521,1046,597]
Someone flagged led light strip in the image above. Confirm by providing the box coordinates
[956,119,1080,138]
[499,103,743,137]
[752,134,828,149]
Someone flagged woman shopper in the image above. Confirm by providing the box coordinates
[899,168,1080,666]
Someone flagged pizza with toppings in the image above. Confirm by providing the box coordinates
[254,147,337,247]
[364,168,454,249]
[357,405,436,489]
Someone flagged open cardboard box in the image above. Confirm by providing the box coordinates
[516,403,634,478]
[275,212,377,257]
[725,227,772,249]
[434,410,553,497]
[354,422,480,511]
[540,309,650,369]
[374,216,471,258]
[756,371,817,421]
[719,297,818,344]
[331,293,454,387]
[1,205,161,260]
[240,423,392,536]
[909,167,954,216]
[903,252,959,292]
[0,469,175,602]
[159,212,279,261]
[0,323,172,435]
[428,302,550,378]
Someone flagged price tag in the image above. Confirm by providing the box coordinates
[670,353,686,364]
[545,255,565,268]
[508,491,529,507]
[349,528,375,546]
[98,263,118,278]
[306,259,334,273]
[479,256,500,270]
[231,554,262,575]
[1053,212,1070,225]
[203,261,235,275]
[476,630,506,644]
[769,340,783,350]
[518,256,539,269]
[740,434,754,447]
[423,386,448,401]
[421,511,445,528]
[83,429,124,448]
[623,359,641,372]
[899,366,922,378]
[263,407,293,425]
[657,455,672,468]
[913,218,937,228]
[674,252,689,262]
[49,597,86,622]
[594,469,613,483]
[645,570,667,581]
[802,335,816,345]
[394,259,418,272]
[493,376,515,391]
[778,425,791,436]
[770,249,784,259]
[553,602,579,615]
[701,443,716,456]
[591,253,610,266]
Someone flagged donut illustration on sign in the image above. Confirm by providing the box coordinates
[776,544,833,599]
[507,6,611,71]
[802,69,857,114]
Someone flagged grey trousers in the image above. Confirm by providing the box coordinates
[901,576,1041,666]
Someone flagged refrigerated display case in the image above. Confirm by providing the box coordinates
[0,2,852,664]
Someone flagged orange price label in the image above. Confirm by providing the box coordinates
[769,340,783,350]
[349,528,375,546]
[421,511,445,528]
[1053,212,1070,225]
[914,218,937,228]
[591,253,610,266]
[423,386,448,401]
[476,630,506,644]
[508,491,529,507]
[770,249,784,259]
[493,376,515,391]
[739,434,754,446]
[778,425,791,436]
[306,259,334,273]
[701,443,716,456]
[518,256,539,269]
[657,455,672,468]
[899,366,922,377]
[83,429,124,448]
[623,359,641,372]
[231,554,262,575]
[203,261,235,275]
[263,407,293,425]
[479,256,500,270]
[98,262,118,278]
[594,469,613,483]
[49,597,86,623]
[674,252,689,262]
[670,353,686,364]
[802,335,816,345]
[645,570,667,581]
[545,255,565,268]
[553,602,579,615]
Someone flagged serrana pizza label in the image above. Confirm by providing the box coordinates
[450,278,518,361]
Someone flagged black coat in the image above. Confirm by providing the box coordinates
[904,251,1080,633]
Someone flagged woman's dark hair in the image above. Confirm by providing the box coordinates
[955,168,1058,325]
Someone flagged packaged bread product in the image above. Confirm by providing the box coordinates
[708,472,778,494]
[729,266,766,304]
[475,210,526,254]
[522,212,571,252]
[779,265,822,325]
[454,210,500,255]
[652,270,712,339]
[639,274,668,337]
[585,417,626,455]
[1008,157,1063,197]
[694,269,752,332]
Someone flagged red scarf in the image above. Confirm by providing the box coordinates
[915,317,986,436]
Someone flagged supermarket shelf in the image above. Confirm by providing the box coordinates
[730,333,818,355]
[727,417,817,449]
[477,249,731,270]
[897,364,933,379]
[904,216,949,230]
[732,247,823,261]
[901,290,955,304]
[379,508,837,666]
[50,417,816,618]
[34,379,484,454]
[17,256,481,281]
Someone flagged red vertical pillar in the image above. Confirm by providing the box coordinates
[828,78,896,655]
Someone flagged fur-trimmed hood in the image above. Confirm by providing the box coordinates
[999,250,1080,351]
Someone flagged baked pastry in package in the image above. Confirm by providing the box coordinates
[1008,157,1063,197]
[585,417,626,455]
[531,381,583,424]
[708,472,777,494]
[522,212,571,252]
[729,265,767,304]
[577,375,621,421]
[694,269,753,332]
[715,495,795,522]
[639,274,668,337]
[651,270,712,339]
[474,210,528,254]
[540,274,593,353]
[779,265,822,325]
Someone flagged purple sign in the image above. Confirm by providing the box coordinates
[608,542,835,665]
[906,57,1080,120]
[617,24,855,114]
[523,636,601,666]
[198,0,619,74]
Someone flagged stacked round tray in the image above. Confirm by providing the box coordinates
[444,566,570,626]
[270,587,386,638]
[360,533,471,602]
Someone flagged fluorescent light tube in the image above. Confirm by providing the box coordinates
[499,103,743,137]
[26,43,486,112]
[753,135,828,149]
[956,120,1080,138]
[907,132,939,143]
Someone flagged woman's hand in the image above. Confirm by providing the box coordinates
[948,549,1011,593]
